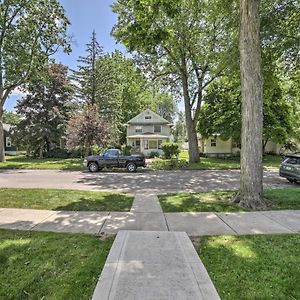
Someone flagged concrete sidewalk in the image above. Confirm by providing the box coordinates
[0,207,299,236]
[92,230,220,300]
[1,194,300,300]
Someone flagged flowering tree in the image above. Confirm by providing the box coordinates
[66,104,111,156]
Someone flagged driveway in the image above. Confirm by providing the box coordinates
[0,168,295,193]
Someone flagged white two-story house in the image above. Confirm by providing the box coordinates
[126,109,173,156]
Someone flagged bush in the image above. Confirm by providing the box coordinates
[121,145,132,156]
[149,151,160,158]
[91,145,106,155]
[161,142,180,159]
[69,148,84,158]
[46,148,69,159]
[151,158,189,170]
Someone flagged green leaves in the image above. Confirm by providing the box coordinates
[0,0,70,102]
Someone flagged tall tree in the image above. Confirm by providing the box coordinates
[236,0,266,209]
[72,30,103,104]
[0,0,70,161]
[14,64,74,157]
[112,0,236,163]
[94,51,176,143]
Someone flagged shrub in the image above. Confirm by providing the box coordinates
[69,148,84,158]
[149,151,160,158]
[161,142,180,159]
[151,158,189,170]
[91,144,106,155]
[46,148,69,159]
[121,145,132,156]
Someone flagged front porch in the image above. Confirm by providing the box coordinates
[127,135,169,156]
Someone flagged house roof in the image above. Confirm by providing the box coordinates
[127,109,172,125]
[3,124,11,132]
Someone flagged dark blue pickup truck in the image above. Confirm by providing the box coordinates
[83,149,146,172]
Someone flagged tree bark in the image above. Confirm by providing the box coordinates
[237,0,266,209]
[181,72,200,163]
[263,138,269,154]
[0,106,5,162]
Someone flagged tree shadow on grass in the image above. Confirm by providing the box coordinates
[53,194,134,212]
[159,192,246,213]
[0,228,112,300]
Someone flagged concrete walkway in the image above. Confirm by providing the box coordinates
[1,206,299,235]
[92,230,220,300]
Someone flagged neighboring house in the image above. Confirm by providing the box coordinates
[3,124,17,156]
[183,135,300,157]
[126,109,173,156]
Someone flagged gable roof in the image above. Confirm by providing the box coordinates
[127,109,171,125]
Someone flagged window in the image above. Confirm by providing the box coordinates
[136,140,141,147]
[149,140,158,149]
[145,115,152,120]
[158,140,163,149]
[284,157,299,165]
[6,137,12,148]
[154,125,161,133]
[135,126,142,133]
[104,149,119,157]
[211,138,217,147]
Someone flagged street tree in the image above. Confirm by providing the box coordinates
[0,0,70,161]
[236,0,266,209]
[14,64,74,157]
[94,51,176,143]
[112,0,237,163]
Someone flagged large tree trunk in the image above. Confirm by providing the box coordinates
[236,0,266,209]
[0,106,5,162]
[181,72,200,163]
[186,116,199,163]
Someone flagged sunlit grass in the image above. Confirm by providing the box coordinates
[0,188,134,211]
[0,155,83,171]
[151,151,282,170]
[0,229,113,300]
[199,234,300,299]
[159,188,300,212]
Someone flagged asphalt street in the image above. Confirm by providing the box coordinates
[0,168,296,194]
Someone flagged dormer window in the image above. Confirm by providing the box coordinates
[145,115,151,120]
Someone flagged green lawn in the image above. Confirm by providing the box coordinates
[0,155,83,171]
[159,188,300,212]
[151,151,282,170]
[2,153,283,171]
[0,229,113,300]
[0,188,134,211]
[199,234,300,300]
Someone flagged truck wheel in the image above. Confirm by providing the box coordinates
[127,162,137,172]
[88,162,99,173]
[287,178,295,183]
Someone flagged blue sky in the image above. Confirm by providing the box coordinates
[5,0,123,111]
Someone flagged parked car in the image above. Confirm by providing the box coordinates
[279,153,300,183]
[83,149,146,173]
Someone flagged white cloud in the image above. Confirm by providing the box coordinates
[10,87,28,97]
